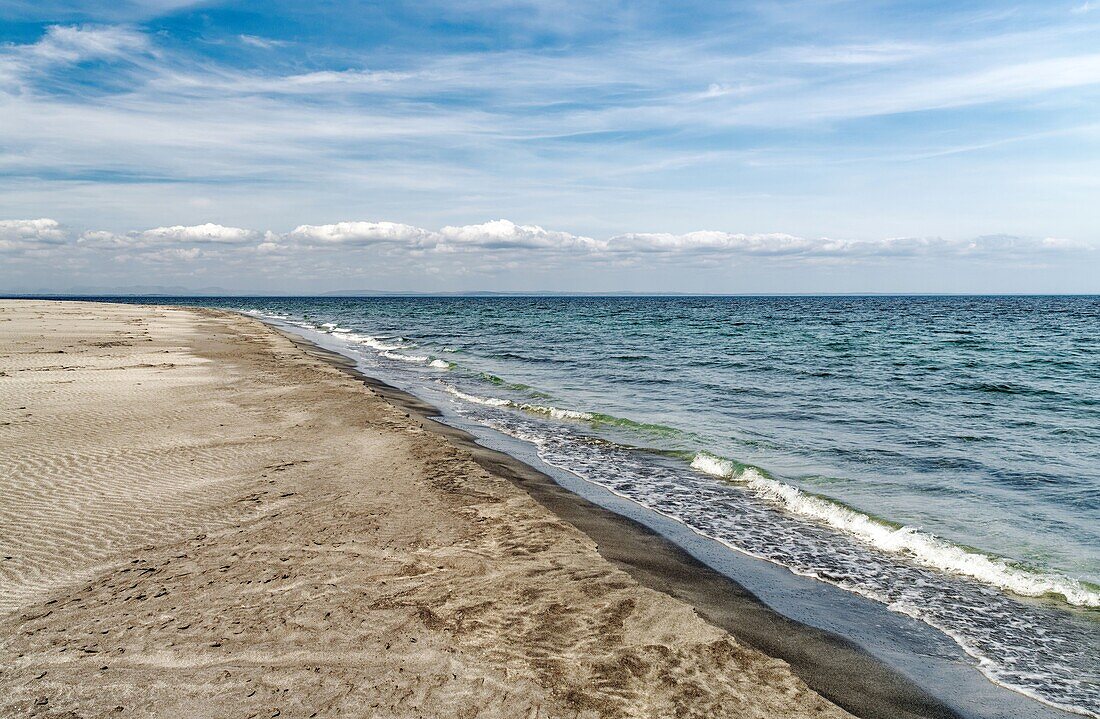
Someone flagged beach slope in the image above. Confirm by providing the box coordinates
[0,300,853,717]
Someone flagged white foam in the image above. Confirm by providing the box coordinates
[690,452,737,478]
[242,309,288,320]
[429,359,452,369]
[519,403,593,421]
[444,386,511,407]
[690,452,1099,608]
[443,387,591,420]
[380,350,429,363]
[344,333,402,351]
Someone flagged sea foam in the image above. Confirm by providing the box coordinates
[381,350,429,363]
[346,334,403,351]
[691,452,1100,608]
[443,386,591,420]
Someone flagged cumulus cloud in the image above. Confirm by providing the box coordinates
[436,220,602,251]
[139,223,258,244]
[287,221,434,246]
[4,218,1094,276]
[79,223,259,248]
[0,218,68,252]
[269,219,1097,269]
[282,219,602,254]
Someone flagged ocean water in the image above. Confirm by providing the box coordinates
[118,295,1099,715]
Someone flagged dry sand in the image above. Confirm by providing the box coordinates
[0,300,926,718]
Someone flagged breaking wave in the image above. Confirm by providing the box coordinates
[690,452,1100,608]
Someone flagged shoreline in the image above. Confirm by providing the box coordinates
[0,299,1070,718]
[0,300,858,717]
[265,313,1087,719]
[266,321,961,719]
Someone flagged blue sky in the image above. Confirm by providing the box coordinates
[1,0,1098,293]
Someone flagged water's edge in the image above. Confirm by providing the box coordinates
[256,312,1076,719]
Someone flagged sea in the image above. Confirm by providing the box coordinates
[97,295,1100,716]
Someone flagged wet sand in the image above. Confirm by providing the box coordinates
[0,300,952,718]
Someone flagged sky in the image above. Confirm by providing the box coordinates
[0,0,1098,294]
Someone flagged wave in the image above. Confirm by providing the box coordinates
[307,323,454,369]
[380,350,429,363]
[255,308,1100,610]
[347,334,404,351]
[458,369,683,432]
[467,412,1099,716]
[308,323,451,369]
[589,413,685,437]
[520,403,592,421]
[442,386,592,420]
[476,373,550,397]
[690,452,1100,608]
[444,386,511,407]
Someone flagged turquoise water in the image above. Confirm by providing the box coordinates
[105,295,1100,714]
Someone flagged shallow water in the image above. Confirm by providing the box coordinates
[97,295,1100,715]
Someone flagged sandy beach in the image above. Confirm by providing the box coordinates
[0,300,950,718]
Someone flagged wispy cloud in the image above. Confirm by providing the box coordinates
[1,3,1099,292]
[238,34,291,50]
[0,24,153,90]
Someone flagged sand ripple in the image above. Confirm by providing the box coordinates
[0,301,852,719]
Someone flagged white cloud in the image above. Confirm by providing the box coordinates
[169,68,415,95]
[0,24,153,92]
[602,231,1096,261]
[606,231,811,255]
[78,223,259,248]
[287,221,434,246]
[28,24,150,65]
[238,35,291,50]
[151,246,204,261]
[125,220,1100,270]
[284,219,604,255]
[3,14,1100,249]
[3,217,1095,291]
[437,219,602,251]
[0,218,68,251]
[140,223,258,244]
[15,219,1095,266]
[779,42,929,67]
